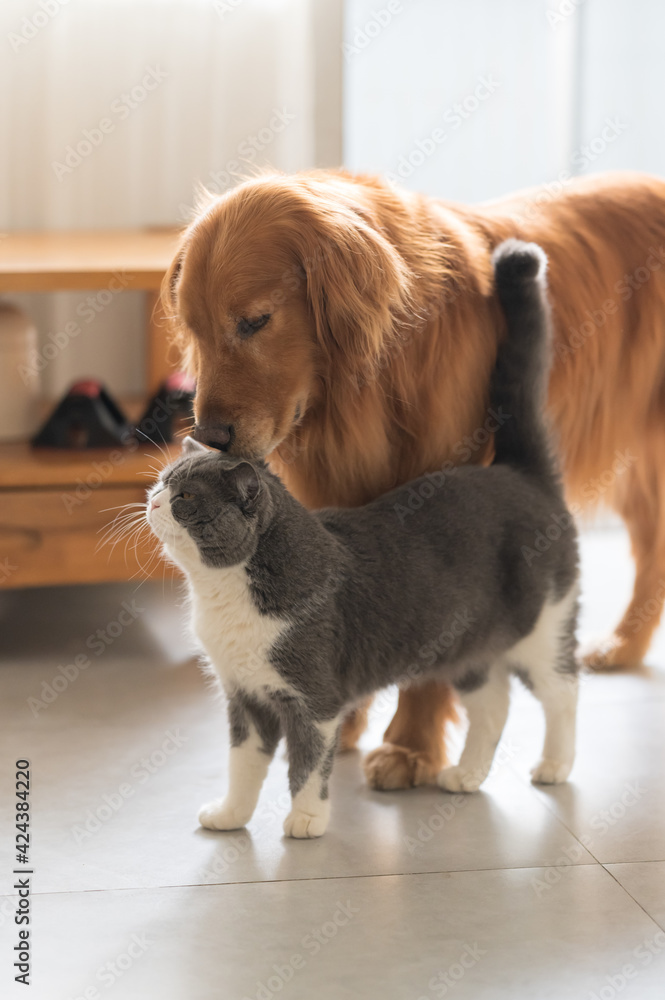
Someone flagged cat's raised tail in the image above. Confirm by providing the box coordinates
[490,239,557,484]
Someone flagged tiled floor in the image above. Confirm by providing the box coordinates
[1,524,664,999]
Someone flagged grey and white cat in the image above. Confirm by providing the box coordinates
[146,240,579,838]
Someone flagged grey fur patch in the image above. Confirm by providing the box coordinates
[454,666,489,693]
[228,690,281,754]
[271,692,327,796]
[555,593,580,675]
[513,667,534,691]
[318,732,339,801]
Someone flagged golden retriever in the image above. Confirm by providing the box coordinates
[162,168,665,789]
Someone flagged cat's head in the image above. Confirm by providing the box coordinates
[146,437,274,570]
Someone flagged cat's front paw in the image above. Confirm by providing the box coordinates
[531,758,573,785]
[437,764,485,793]
[198,798,252,831]
[283,804,330,839]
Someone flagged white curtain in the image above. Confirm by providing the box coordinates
[0,0,336,397]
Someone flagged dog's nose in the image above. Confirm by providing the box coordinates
[193,423,234,451]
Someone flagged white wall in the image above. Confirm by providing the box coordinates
[344,0,665,202]
[579,0,665,176]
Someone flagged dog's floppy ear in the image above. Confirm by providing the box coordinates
[160,242,198,376]
[298,200,413,382]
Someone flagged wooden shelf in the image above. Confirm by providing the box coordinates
[0,400,181,589]
[0,228,181,292]
[0,227,184,588]
[0,397,179,488]
[0,440,178,489]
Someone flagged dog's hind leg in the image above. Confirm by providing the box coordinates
[586,433,665,670]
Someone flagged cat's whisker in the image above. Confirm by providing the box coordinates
[98,502,146,514]
[96,519,144,553]
[122,523,151,571]
[142,456,167,476]
[132,539,164,592]
[97,511,148,558]
[127,528,162,582]
[97,510,145,544]
[136,428,172,468]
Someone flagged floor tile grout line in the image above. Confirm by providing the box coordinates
[12,856,665,901]
[600,864,665,934]
[511,780,665,882]
[604,860,665,867]
[0,861,611,899]
[504,760,609,865]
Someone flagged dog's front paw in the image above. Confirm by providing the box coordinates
[283,803,330,839]
[198,798,252,831]
[364,743,442,790]
[437,764,484,793]
[531,758,573,785]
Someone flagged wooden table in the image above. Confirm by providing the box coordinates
[0,229,183,588]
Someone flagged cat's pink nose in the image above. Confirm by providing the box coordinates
[150,500,160,511]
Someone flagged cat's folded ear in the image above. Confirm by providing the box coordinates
[181,435,208,455]
[233,462,262,510]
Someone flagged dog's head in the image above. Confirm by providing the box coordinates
[162,173,414,458]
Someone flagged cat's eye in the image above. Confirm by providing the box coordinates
[236,314,271,340]
[179,491,196,500]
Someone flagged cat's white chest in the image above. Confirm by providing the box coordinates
[188,562,292,699]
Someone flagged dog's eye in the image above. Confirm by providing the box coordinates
[236,314,271,339]
[178,491,196,500]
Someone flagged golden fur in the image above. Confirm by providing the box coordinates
[163,169,665,789]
